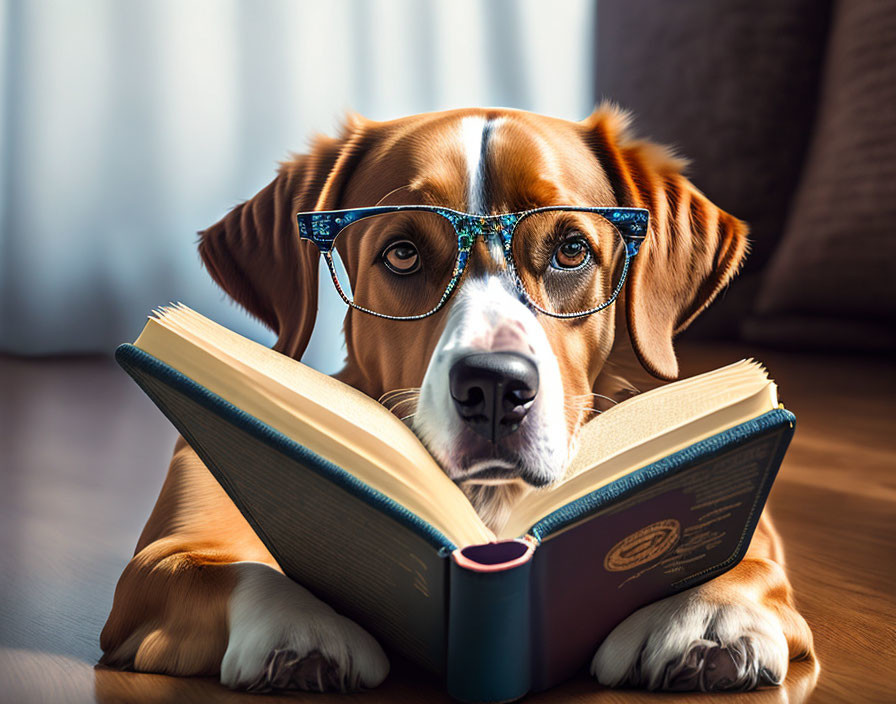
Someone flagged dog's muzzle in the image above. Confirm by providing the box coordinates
[448,351,539,443]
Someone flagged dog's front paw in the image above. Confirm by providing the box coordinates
[591,586,789,691]
[220,562,389,692]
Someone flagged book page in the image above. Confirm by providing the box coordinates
[134,306,780,549]
[498,360,778,539]
[134,305,495,548]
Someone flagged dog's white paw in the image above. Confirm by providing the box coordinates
[591,586,789,691]
[221,562,389,692]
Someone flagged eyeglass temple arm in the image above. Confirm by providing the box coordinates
[623,231,646,257]
[612,210,649,257]
[295,211,345,253]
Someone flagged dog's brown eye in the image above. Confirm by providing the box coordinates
[551,236,591,270]
[381,240,421,275]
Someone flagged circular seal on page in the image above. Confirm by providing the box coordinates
[603,519,681,572]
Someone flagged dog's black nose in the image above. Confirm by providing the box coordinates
[449,352,539,443]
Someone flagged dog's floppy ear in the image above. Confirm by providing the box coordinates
[582,105,749,380]
[198,115,373,359]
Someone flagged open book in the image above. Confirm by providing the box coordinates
[117,305,794,702]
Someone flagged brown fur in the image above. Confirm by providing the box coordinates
[100,105,810,681]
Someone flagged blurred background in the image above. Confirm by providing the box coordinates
[0,0,597,373]
[1,1,895,700]
[1,0,893,372]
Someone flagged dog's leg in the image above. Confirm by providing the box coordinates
[100,438,389,692]
[591,512,813,691]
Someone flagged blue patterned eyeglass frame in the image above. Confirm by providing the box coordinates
[296,205,649,321]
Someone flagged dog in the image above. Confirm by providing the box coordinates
[100,106,813,693]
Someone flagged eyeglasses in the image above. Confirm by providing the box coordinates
[297,205,648,320]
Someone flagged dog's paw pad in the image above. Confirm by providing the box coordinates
[246,648,349,693]
[591,588,789,692]
[661,638,780,692]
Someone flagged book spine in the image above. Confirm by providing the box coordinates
[446,539,536,703]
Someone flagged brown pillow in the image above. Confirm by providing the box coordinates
[745,0,896,351]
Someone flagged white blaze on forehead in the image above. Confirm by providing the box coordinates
[460,116,487,214]
[459,116,508,262]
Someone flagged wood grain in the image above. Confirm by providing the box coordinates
[1,343,893,703]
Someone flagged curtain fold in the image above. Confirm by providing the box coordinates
[0,0,595,373]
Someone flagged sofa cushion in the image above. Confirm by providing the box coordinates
[746,0,896,351]
[596,0,833,337]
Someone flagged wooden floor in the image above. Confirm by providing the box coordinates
[1,343,893,703]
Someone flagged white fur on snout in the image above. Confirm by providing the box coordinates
[591,585,789,690]
[413,275,568,485]
[221,562,389,691]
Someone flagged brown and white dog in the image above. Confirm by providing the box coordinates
[100,106,813,693]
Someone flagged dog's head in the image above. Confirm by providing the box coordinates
[199,107,747,530]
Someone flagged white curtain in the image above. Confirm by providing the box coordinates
[0,0,595,373]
